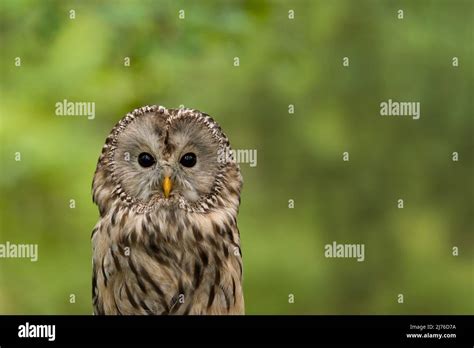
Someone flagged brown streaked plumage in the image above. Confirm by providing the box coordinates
[91,105,244,315]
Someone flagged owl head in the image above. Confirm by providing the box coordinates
[92,105,242,215]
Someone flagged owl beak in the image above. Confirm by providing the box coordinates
[163,176,172,198]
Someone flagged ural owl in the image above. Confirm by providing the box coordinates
[91,105,244,315]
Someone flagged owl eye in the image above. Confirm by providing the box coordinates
[138,152,155,168]
[180,152,197,168]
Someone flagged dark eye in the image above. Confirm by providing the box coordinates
[138,152,155,168]
[180,152,197,168]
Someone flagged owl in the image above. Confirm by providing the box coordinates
[91,105,244,315]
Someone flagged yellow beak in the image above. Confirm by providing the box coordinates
[163,176,172,198]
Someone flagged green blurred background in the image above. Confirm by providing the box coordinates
[0,0,473,314]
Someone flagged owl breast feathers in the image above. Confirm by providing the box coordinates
[91,105,244,315]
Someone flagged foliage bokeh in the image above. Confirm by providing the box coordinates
[0,0,473,314]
